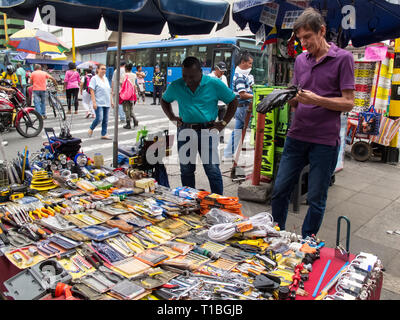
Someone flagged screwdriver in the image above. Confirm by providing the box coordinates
[0,220,10,244]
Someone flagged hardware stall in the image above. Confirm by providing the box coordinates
[0,126,383,301]
[347,46,400,163]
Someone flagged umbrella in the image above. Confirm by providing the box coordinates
[233,0,400,48]
[76,61,99,70]
[7,28,69,55]
[0,0,230,167]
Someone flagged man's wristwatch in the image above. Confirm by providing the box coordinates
[220,120,227,127]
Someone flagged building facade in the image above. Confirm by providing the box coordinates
[0,13,25,48]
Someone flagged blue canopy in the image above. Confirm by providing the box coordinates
[233,0,400,48]
[0,0,230,35]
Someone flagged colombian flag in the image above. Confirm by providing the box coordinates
[261,26,278,50]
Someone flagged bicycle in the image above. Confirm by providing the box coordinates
[47,83,66,121]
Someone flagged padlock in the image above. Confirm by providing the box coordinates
[335,216,351,261]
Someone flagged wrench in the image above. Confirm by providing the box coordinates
[215,287,258,300]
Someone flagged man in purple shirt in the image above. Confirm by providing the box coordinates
[271,8,355,238]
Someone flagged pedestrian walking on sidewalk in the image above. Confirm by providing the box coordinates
[111,61,126,123]
[271,8,355,238]
[29,64,58,119]
[15,63,27,97]
[80,69,95,118]
[121,63,139,129]
[64,62,81,114]
[136,65,146,104]
[88,64,113,140]
[223,52,254,161]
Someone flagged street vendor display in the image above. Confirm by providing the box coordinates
[0,129,384,300]
[0,88,384,300]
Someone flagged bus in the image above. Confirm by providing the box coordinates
[106,37,268,93]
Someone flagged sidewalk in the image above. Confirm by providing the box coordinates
[164,152,400,300]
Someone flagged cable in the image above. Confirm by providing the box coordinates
[207,212,275,242]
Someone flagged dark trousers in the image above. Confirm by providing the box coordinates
[177,126,223,195]
[66,88,79,111]
[271,136,339,238]
[218,104,227,121]
[153,85,163,104]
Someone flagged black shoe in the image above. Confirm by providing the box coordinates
[123,123,131,129]
[150,102,156,105]
[133,121,139,128]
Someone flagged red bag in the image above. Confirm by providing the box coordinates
[119,75,137,104]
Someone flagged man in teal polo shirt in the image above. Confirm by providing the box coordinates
[161,56,238,194]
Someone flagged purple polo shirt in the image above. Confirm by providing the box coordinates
[288,42,355,146]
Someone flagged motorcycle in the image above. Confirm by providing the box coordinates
[0,80,43,138]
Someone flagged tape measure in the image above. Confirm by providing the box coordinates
[0,188,10,202]
[10,193,24,201]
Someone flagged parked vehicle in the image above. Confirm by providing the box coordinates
[0,80,43,138]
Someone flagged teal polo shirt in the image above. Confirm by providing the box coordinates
[162,75,236,124]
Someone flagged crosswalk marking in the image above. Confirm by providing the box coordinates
[40,109,255,170]
[41,116,169,138]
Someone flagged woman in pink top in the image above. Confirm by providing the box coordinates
[64,62,81,114]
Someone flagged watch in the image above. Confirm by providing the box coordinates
[220,120,227,126]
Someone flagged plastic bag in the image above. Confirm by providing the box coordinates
[356,105,381,135]
[256,86,298,114]
[205,208,244,225]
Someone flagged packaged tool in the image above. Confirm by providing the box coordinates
[5,246,47,269]
[106,219,134,233]
[135,249,170,266]
[76,180,97,192]
[47,233,82,250]
[76,225,119,241]
[39,215,75,232]
[109,279,146,300]
[111,257,151,278]
[80,270,117,294]
[132,267,178,290]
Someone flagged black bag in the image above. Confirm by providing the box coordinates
[256,86,299,114]
[49,136,82,159]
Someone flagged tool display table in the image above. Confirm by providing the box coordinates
[1,247,382,300]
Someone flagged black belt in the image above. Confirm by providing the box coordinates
[180,121,215,130]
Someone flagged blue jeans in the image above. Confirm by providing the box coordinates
[177,126,223,195]
[271,136,339,238]
[224,106,250,158]
[118,104,125,121]
[90,106,110,136]
[33,90,46,116]
[17,84,26,97]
